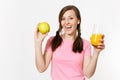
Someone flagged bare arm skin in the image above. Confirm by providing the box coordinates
[34,28,52,73]
[83,37,105,78]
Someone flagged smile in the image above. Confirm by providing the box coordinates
[65,26,72,30]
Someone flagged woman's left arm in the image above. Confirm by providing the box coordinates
[83,38,105,78]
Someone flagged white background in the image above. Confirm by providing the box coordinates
[0,0,120,80]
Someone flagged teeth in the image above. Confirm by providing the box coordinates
[66,26,72,29]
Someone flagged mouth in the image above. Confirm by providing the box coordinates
[65,26,72,30]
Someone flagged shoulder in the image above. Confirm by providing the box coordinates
[45,36,54,48]
[82,38,92,56]
[82,38,90,44]
[47,36,54,41]
[82,38,91,49]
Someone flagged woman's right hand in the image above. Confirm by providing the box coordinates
[34,27,48,46]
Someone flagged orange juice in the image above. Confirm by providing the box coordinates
[91,34,103,46]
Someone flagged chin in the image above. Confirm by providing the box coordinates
[65,32,73,35]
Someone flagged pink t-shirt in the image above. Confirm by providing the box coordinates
[45,37,91,80]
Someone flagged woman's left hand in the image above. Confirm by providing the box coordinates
[93,36,105,53]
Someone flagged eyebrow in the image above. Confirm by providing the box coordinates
[62,14,76,18]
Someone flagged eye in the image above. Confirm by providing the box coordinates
[70,17,73,20]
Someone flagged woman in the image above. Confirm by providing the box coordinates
[34,5,105,80]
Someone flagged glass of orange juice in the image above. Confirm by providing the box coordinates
[90,24,104,46]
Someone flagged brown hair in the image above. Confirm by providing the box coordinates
[52,5,83,53]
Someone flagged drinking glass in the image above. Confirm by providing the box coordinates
[90,24,104,46]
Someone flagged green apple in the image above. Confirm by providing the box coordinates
[38,22,50,34]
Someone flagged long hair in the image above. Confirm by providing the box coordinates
[52,5,83,53]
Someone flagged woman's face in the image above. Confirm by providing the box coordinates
[61,10,80,35]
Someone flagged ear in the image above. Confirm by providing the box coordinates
[77,20,80,24]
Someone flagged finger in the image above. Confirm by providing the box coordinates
[102,34,105,39]
[97,45,105,49]
[99,39,104,43]
[97,43,105,49]
[34,27,39,39]
[34,27,38,33]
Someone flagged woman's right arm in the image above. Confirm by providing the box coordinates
[34,28,52,73]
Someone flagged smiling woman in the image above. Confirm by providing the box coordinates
[34,5,105,80]
[1,0,119,80]
[61,9,80,37]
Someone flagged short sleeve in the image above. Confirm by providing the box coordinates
[83,39,92,56]
[44,37,53,53]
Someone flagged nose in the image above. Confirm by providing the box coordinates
[65,19,70,25]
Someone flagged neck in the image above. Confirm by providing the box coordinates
[63,32,77,40]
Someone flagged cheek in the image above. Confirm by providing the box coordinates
[61,21,64,26]
[72,20,78,25]
[73,23,78,29]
